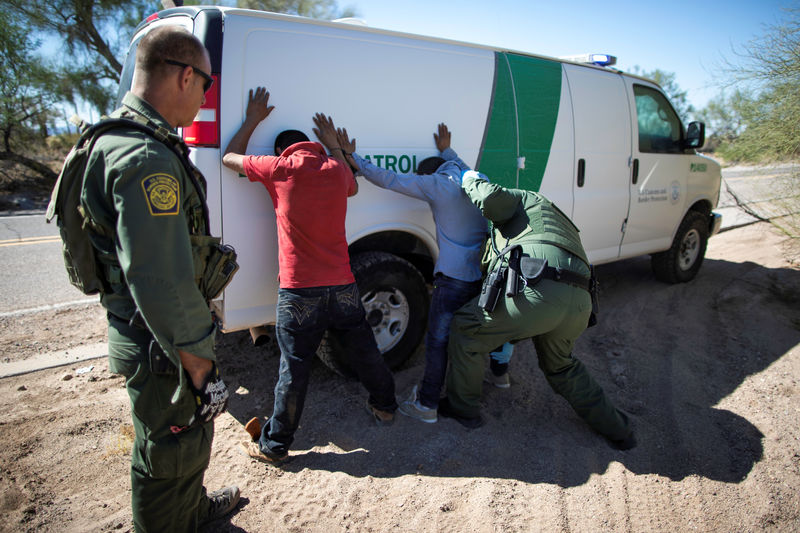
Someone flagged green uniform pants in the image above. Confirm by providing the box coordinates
[446,279,631,440]
[108,316,214,533]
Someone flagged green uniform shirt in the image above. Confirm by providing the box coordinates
[82,93,216,396]
[462,174,590,277]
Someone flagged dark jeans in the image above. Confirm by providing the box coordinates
[418,273,482,408]
[261,282,397,456]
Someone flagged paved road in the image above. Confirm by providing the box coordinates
[715,162,798,228]
[0,213,94,314]
[1,163,796,315]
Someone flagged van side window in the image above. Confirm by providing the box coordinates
[633,85,683,154]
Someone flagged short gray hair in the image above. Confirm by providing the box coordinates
[136,25,206,77]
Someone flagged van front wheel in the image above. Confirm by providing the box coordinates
[651,210,709,283]
[316,251,429,377]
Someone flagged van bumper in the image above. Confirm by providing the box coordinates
[709,212,722,236]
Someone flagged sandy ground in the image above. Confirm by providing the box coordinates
[1,220,799,532]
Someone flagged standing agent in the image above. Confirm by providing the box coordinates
[335,124,497,422]
[439,171,636,450]
[80,26,239,532]
[222,87,397,464]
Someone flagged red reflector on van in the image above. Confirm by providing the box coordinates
[183,74,219,147]
[145,13,159,22]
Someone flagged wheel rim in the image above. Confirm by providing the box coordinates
[361,288,410,352]
[678,228,701,271]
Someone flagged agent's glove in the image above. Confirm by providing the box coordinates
[489,342,514,364]
[188,364,229,425]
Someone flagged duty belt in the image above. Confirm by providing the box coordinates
[533,266,591,292]
[107,310,148,330]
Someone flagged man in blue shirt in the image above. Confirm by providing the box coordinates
[338,124,507,422]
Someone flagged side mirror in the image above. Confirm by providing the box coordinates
[685,121,705,149]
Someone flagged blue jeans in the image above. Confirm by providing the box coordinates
[261,283,397,456]
[418,273,482,408]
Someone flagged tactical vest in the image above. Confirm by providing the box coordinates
[489,195,589,269]
[528,197,589,266]
[87,111,237,303]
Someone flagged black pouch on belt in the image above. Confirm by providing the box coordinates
[519,257,548,285]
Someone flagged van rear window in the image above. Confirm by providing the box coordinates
[116,36,141,107]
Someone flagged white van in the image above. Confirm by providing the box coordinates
[119,6,722,373]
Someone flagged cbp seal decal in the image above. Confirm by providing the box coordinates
[670,180,681,205]
[142,174,180,216]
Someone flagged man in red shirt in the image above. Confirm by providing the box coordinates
[222,87,397,464]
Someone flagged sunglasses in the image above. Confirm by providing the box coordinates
[164,59,214,93]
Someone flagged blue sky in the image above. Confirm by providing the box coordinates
[344,0,795,111]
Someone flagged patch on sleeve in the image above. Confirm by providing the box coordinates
[141,174,180,216]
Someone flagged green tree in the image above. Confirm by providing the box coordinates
[715,8,800,162]
[712,8,800,249]
[695,89,751,152]
[0,7,60,182]
[6,0,158,116]
[630,67,695,124]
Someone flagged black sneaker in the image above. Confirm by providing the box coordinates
[438,397,484,429]
[202,486,240,523]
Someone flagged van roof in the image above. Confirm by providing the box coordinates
[141,5,662,87]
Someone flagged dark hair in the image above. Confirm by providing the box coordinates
[274,130,310,155]
[136,26,206,78]
[416,156,446,175]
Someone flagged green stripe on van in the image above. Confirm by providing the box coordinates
[508,54,561,192]
[478,53,562,192]
[478,53,518,188]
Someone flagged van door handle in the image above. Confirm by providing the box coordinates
[577,158,586,187]
[632,158,639,185]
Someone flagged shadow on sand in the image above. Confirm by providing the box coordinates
[217,253,800,488]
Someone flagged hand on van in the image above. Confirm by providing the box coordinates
[434,123,451,152]
[312,113,341,152]
[336,127,360,171]
[312,113,358,194]
[245,86,274,126]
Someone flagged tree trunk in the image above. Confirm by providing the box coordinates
[161,1,184,8]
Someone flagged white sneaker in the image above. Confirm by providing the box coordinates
[484,369,510,389]
[397,385,437,423]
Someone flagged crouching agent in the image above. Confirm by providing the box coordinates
[439,171,636,450]
[222,87,398,465]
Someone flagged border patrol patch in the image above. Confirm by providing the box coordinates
[142,174,180,216]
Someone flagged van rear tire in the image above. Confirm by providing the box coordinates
[316,251,429,377]
[651,210,709,283]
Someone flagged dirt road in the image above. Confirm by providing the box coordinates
[1,220,798,532]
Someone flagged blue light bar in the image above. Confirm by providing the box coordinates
[559,53,618,67]
[588,54,616,66]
